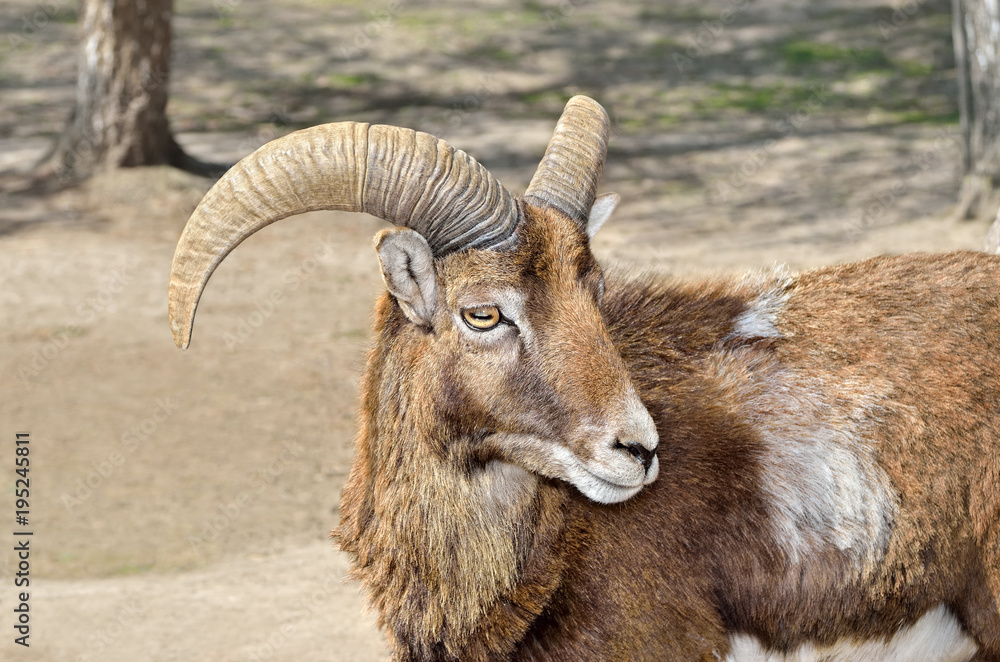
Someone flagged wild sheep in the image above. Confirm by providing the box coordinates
[169,96,1000,661]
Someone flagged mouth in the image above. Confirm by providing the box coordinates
[479,432,659,505]
[574,454,659,504]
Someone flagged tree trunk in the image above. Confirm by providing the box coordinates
[36,0,218,185]
[952,0,1000,235]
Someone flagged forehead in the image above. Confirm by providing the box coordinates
[438,205,596,291]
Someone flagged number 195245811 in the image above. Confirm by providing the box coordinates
[15,433,29,519]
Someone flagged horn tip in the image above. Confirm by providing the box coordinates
[566,94,607,114]
[171,324,192,350]
[168,303,193,350]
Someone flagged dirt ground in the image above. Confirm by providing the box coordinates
[0,0,994,660]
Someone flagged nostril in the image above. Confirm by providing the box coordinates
[614,439,655,473]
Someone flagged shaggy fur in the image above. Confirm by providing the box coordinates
[336,205,1000,661]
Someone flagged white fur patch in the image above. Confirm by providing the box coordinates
[710,267,898,569]
[725,604,978,662]
[729,268,793,340]
[758,391,897,567]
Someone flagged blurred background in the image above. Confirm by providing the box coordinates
[1,0,996,660]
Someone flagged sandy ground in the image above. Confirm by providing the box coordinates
[0,0,994,660]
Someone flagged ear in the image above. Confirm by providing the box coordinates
[373,227,438,326]
[587,193,620,238]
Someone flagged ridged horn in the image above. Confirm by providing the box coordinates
[523,95,610,224]
[168,122,520,349]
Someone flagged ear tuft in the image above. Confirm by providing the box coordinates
[373,228,438,326]
[587,193,620,238]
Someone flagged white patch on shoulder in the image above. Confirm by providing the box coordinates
[708,301,898,569]
[728,267,793,340]
[757,385,897,567]
[725,604,978,662]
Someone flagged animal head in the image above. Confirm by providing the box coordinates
[168,96,658,503]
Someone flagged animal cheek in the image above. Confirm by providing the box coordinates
[440,363,509,427]
[474,374,558,439]
[453,339,522,388]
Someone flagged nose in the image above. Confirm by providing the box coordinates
[614,439,655,473]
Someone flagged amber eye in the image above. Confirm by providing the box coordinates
[462,305,501,331]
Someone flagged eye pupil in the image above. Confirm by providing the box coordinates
[463,306,501,330]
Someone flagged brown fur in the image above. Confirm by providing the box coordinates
[336,205,1000,661]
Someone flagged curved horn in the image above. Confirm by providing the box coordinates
[523,95,610,224]
[168,122,520,349]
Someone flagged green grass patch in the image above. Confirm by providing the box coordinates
[699,82,825,114]
[52,7,78,23]
[521,89,575,108]
[325,73,383,88]
[641,37,683,58]
[891,109,960,125]
[110,561,156,576]
[779,39,891,74]
[637,7,720,22]
[466,44,519,63]
[896,59,935,78]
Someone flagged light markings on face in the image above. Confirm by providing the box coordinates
[449,279,658,505]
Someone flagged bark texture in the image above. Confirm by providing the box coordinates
[953,0,1000,237]
[38,0,217,184]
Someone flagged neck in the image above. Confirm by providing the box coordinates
[337,317,569,659]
